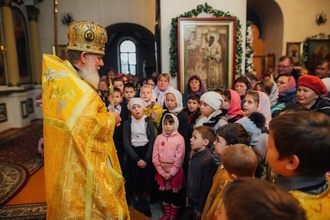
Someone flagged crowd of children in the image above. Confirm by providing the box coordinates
[96,72,329,220]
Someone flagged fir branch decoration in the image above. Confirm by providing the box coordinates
[245,21,255,73]
[169,3,243,77]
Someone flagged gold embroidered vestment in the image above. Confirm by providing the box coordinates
[42,54,129,219]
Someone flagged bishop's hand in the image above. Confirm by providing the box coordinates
[109,111,121,127]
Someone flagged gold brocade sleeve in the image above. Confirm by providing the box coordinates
[143,103,164,131]
[202,166,232,220]
[42,54,130,220]
[289,175,330,220]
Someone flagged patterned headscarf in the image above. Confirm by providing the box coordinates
[257,91,271,129]
[279,76,296,95]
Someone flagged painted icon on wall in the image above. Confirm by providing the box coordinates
[12,7,32,84]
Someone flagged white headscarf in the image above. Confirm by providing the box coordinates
[140,85,157,105]
[268,80,279,107]
[165,89,183,114]
[127,97,147,110]
[162,113,179,135]
[257,91,271,129]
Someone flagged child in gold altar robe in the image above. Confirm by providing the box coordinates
[202,123,258,220]
[210,144,258,220]
[266,111,330,220]
[218,178,306,219]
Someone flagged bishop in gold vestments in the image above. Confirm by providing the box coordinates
[42,20,130,219]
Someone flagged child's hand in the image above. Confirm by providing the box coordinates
[185,196,190,206]
[137,160,147,168]
[161,172,168,178]
[150,111,157,120]
[196,211,202,220]
[164,173,173,181]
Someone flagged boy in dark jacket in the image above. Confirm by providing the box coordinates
[186,126,217,220]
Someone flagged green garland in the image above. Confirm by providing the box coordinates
[169,3,243,77]
[245,21,255,73]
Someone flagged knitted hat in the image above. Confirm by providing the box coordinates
[200,91,224,110]
[127,98,147,110]
[298,75,327,96]
[236,117,260,146]
[67,20,107,55]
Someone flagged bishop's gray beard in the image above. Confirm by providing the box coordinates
[79,65,100,90]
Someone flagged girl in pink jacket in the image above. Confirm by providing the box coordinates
[152,113,185,220]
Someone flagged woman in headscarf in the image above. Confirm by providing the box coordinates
[234,76,252,106]
[154,73,174,109]
[271,75,297,117]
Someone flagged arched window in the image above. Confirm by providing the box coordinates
[119,40,136,75]
[102,23,155,78]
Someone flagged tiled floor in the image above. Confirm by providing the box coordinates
[131,197,193,219]
[150,200,163,220]
[128,196,163,219]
